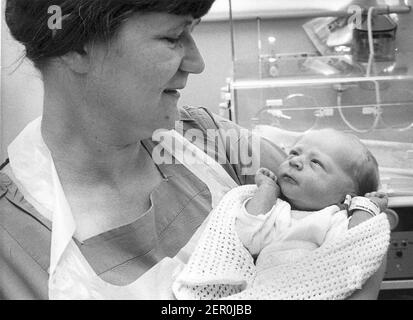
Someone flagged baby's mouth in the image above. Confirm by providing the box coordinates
[281,173,298,185]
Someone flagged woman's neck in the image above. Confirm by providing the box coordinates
[40,86,148,186]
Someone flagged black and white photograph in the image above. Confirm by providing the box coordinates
[1,0,412,304]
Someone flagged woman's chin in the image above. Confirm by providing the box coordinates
[149,109,179,133]
[162,109,180,129]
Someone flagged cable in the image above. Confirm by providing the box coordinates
[366,7,383,132]
[378,89,413,131]
[337,7,382,133]
[366,7,376,78]
[364,7,413,132]
[253,94,322,133]
[336,88,379,133]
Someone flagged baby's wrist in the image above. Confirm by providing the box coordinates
[348,196,381,218]
[258,181,280,196]
[368,198,386,212]
[351,210,373,219]
[348,210,373,228]
[258,179,278,188]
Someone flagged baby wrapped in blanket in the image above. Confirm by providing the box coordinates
[173,129,390,299]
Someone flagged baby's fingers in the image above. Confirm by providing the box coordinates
[365,191,387,198]
[256,168,277,181]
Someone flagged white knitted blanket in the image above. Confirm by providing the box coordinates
[172,185,390,300]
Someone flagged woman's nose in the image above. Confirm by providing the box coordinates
[289,157,303,170]
[180,35,205,74]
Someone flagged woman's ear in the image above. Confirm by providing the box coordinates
[58,45,90,74]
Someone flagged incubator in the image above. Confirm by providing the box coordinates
[221,0,413,291]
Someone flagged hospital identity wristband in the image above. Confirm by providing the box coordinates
[348,196,381,217]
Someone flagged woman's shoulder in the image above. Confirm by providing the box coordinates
[181,105,255,130]
[178,106,287,184]
[0,171,50,299]
[179,106,237,131]
[179,106,218,131]
[0,171,51,270]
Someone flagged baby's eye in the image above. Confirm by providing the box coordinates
[311,159,323,167]
[289,150,298,156]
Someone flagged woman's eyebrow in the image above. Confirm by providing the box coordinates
[168,18,201,32]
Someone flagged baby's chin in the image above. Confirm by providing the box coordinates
[278,184,294,203]
[278,188,300,209]
[285,198,308,211]
[280,190,325,211]
[279,184,332,211]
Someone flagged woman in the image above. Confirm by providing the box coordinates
[0,0,386,299]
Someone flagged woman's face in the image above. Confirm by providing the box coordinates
[85,12,205,138]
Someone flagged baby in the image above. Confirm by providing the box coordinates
[172,128,390,299]
[236,129,388,282]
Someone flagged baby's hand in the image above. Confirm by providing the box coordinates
[348,192,388,229]
[255,168,280,196]
[365,191,388,213]
[246,168,281,216]
[255,168,277,186]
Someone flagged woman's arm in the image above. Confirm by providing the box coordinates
[0,225,49,299]
[347,259,387,300]
[180,107,287,186]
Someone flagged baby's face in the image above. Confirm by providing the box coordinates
[277,131,357,211]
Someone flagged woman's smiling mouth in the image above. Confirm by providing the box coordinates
[163,89,181,98]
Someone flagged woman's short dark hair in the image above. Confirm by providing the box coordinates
[5,0,215,69]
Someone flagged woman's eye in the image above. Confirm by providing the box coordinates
[163,37,180,44]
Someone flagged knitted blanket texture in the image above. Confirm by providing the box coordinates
[172,185,390,300]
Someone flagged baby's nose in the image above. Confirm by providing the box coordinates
[289,157,303,170]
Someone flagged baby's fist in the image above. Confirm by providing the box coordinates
[365,191,388,213]
[255,168,281,198]
[255,168,277,187]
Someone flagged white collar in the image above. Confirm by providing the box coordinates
[8,117,76,276]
